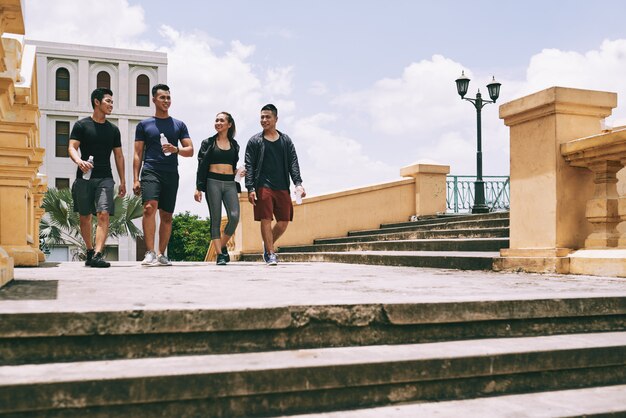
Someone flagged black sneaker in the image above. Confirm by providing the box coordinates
[84,249,95,267]
[216,253,227,266]
[221,246,230,263]
[91,252,111,268]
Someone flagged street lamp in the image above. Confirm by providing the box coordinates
[455,71,501,213]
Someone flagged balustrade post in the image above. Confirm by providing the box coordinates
[584,161,621,248]
[400,163,450,217]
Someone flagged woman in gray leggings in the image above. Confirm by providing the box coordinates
[194,112,242,265]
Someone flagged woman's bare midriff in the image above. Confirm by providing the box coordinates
[209,163,234,174]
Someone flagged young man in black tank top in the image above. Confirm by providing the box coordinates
[244,104,305,265]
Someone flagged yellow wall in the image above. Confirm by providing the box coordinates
[235,164,449,254]
[0,0,44,287]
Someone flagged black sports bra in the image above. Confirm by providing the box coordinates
[209,143,236,165]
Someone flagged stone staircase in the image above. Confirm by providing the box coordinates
[1,297,625,416]
[242,211,510,270]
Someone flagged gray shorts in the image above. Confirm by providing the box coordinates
[72,177,115,216]
[140,168,179,214]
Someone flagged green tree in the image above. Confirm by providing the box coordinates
[39,187,144,260]
[168,211,211,261]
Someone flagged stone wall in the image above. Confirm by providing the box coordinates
[0,0,45,287]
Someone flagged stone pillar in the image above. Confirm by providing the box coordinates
[400,163,450,217]
[32,173,47,262]
[584,161,621,248]
[496,87,617,272]
[236,191,258,253]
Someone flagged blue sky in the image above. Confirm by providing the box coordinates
[24,0,626,215]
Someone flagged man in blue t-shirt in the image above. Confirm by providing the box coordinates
[133,84,193,266]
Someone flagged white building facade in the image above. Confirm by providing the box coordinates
[29,40,167,261]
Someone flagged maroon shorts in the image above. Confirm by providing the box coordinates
[254,187,293,221]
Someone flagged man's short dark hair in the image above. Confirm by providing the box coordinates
[261,103,278,117]
[90,88,113,109]
[152,83,170,97]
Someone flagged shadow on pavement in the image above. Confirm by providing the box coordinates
[0,280,59,300]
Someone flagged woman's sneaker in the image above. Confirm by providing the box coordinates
[266,253,278,266]
[221,246,230,263]
[141,251,158,266]
[90,252,110,268]
[216,253,228,266]
[157,254,172,266]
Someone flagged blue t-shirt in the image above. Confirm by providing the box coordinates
[135,116,190,172]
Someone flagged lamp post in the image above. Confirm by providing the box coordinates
[455,71,501,214]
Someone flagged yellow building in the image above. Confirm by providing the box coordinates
[0,0,44,287]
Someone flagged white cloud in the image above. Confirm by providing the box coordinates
[265,66,294,96]
[291,113,397,195]
[24,0,154,49]
[521,38,626,126]
[334,54,471,137]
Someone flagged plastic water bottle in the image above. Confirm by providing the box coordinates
[234,166,244,182]
[294,188,303,205]
[83,155,94,180]
[160,133,171,156]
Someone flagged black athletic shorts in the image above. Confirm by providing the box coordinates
[72,177,115,216]
[140,168,179,213]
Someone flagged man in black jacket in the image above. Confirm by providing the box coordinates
[244,104,305,266]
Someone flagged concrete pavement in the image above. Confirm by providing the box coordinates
[1,261,625,313]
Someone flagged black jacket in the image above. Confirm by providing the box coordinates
[244,131,303,191]
[195,135,240,192]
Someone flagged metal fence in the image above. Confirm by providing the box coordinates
[446,175,510,213]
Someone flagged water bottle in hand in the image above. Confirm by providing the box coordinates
[83,155,94,180]
[234,166,244,182]
[294,188,303,205]
[160,133,171,156]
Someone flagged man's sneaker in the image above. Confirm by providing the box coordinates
[266,252,278,266]
[221,246,230,263]
[84,249,95,267]
[157,254,172,266]
[216,253,227,266]
[262,242,270,263]
[141,251,158,266]
[90,252,110,268]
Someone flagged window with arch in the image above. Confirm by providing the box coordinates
[96,71,111,89]
[136,74,150,107]
[55,68,70,101]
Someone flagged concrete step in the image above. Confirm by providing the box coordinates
[285,385,626,418]
[242,250,499,270]
[2,297,623,366]
[315,227,510,245]
[1,332,624,417]
[380,211,510,229]
[281,238,510,253]
[348,218,509,237]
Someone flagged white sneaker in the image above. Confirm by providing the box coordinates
[157,254,172,266]
[141,251,158,266]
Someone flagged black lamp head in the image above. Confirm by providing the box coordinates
[487,76,501,102]
[455,71,470,99]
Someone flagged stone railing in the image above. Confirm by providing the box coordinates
[230,163,449,255]
[561,126,626,248]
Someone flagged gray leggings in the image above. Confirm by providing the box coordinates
[205,177,240,239]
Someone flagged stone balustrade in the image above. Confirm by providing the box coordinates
[561,127,626,249]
